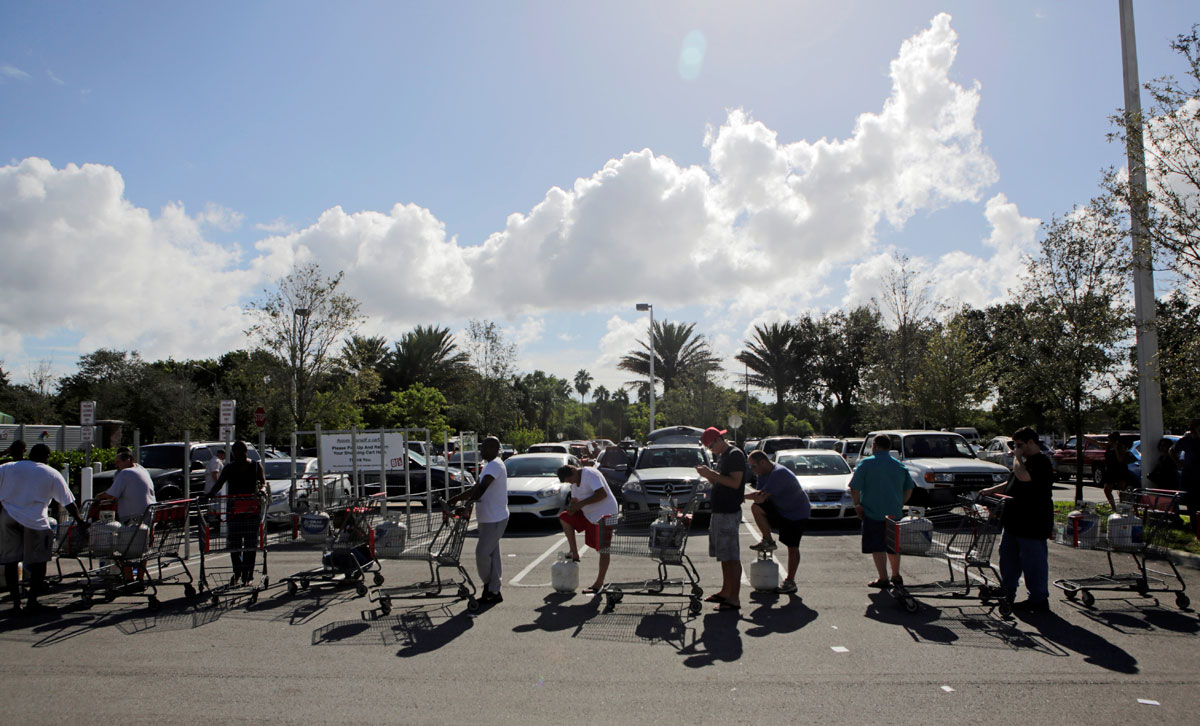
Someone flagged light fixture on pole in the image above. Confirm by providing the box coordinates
[292,307,311,428]
[636,303,655,431]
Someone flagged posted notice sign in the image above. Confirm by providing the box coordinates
[80,401,96,426]
[220,400,236,425]
[319,432,410,473]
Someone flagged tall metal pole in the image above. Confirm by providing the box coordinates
[637,303,655,432]
[1119,0,1164,480]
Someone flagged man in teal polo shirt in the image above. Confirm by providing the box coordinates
[849,434,914,588]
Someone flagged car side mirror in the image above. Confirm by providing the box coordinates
[191,460,205,470]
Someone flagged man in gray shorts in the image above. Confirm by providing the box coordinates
[695,427,746,612]
[0,443,85,615]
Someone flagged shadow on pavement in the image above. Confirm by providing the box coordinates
[228,584,358,626]
[1068,598,1200,637]
[0,588,226,646]
[574,601,695,650]
[862,591,1064,653]
[679,610,743,668]
[1013,609,1140,673]
[513,592,603,634]
[743,591,818,638]
[309,600,475,651]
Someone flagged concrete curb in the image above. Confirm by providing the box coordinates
[1166,548,1200,571]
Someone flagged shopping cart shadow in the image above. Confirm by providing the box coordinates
[573,600,697,652]
[743,591,818,638]
[228,584,360,626]
[1009,609,1140,673]
[865,592,1065,655]
[512,592,603,634]
[1063,597,1200,637]
[308,601,474,654]
[0,591,224,647]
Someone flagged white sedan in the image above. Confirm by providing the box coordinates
[261,457,348,522]
[503,453,579,520]
[773,449,856,520]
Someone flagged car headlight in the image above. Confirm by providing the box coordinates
[991,473,1009,483]
[924,472,954,483]
[536,485,563,499]
[623,481,644,496]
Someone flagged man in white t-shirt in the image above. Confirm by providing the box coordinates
[205,449,225,494]
[97,451,156,522]
[556,463,618,593]
[0,443,85,615]
[448,436,508,605]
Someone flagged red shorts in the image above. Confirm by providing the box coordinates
[558,509,613,551]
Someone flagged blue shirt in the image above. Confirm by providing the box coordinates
[849,451,914,520]
[757,464,811,520]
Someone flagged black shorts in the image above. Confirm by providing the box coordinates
[761,500,806,548]
[861,517,895,554]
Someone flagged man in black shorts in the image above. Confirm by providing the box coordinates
[745,450,810,594]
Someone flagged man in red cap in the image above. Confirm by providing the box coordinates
[695,426,746,612]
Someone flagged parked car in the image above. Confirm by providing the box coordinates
[834,438,865,468]
[596,445,635,497]
[645,426,706,445]
[261,457,348,522]
[756,436,809,458]
[861,430,1010,506]
[503,453,579,521]
[773,449,856,520]
[621,443,712,514]
[743,438,761,455]
[362,450,475,501]
[804,437,840,451]
[92,441,262,500]
[527,442,570,455]
[981,436,1015,469]
[1054,433,1137,483]
[1129,436,1181,484]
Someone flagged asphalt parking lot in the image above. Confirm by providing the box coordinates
[1,493,1197,725]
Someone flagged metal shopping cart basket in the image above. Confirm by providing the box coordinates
[74,498,197,611]
[283,496,385,599]
[1053,489,1189,610]
[885,495,1010,615]
[369,498,477,615]
[197,494,269,606]
[597,482,708,615]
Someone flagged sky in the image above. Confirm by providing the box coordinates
[1,1,1197,399]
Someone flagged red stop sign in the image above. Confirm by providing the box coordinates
[254,407,267,428]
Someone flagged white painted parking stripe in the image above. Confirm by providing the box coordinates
[508,534,569,587]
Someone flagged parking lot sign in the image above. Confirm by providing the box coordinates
[80,401,96,426]
[220,399,236,425]
[254,406,267,428]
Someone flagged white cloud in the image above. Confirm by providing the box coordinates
[47,69,65,85]
[0,14,1010,368]
[0,64,30,81]
[508,317,545,346]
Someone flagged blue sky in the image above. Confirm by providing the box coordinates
[1,1,1196,396]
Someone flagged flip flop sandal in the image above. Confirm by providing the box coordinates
[714,601,740,612]
[868,579,891,588]
[703,594,727,603]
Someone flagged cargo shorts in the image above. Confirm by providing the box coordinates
[0,510,54,565]
[708,511,741,562]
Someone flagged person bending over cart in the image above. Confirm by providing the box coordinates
[556,463,618,594]
[206,441,267,587]
[979,427,1054,613]
[745,450,810,594]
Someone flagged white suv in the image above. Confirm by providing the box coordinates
[861,430,1010,506]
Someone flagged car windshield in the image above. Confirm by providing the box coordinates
[776,453,851,476]
[263,460,305,478]
[528,445,564,453]
[808,439,838,449]
[762,438,806,453]
[902,435,975,459]
[505,457,564,477]
[844,441,863,454]
[636,447,705,469]
[140,446,184,469]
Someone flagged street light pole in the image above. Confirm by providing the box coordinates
[636,303,655,432]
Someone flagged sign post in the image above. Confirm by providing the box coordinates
[80,401,96,466]
[220,399,236,451]
[254,406,267,464]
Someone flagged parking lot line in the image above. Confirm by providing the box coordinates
[508,534,571,587]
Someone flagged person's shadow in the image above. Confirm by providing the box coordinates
[679,610,743,668]
[513,592,602,634]
[1015,609,1139,673]
[743,591,818,637]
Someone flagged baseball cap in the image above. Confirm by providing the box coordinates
[699,427,727,447]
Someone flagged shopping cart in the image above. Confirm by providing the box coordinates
[283,496,385,598]
[197,494,269,606]
[52,498,112,585]
[74,499,198,611]
[1053,489,1190,610]
[885,495,1010,615]
[596,483,708,616]
[369,498,477,615]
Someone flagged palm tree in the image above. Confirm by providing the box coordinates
[340,334,389,374]
[618,320,722,396]
[574,369,593,405]
[384,325,469,392]
[736,323,796,434]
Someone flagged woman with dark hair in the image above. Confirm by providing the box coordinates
[209,441,267,586]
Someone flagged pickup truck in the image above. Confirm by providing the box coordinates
[861,430,1011,506]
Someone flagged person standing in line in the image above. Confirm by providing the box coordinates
[205,448,226,494]
[849,434,913,588]
[1171,419,1200,535]
[1,440,25,464]
[1147,437,1179,490]
[1101,432,1138,508]
[745,450,810,594]
[449,436,508,605]
[207,441,266,587]
[980,427,1055,612]
[556,463,619,594]
[97,451,156,523]
[695,426,746,612]
[0,443,85,615]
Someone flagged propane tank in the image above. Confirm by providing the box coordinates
[551,553,579,593]
[89,518,123,555]
[374,519,407,557]
[1064,504,1100,549]
[750,554,780,592]
[894,510,934,555]
[649,509,683,558]
[299,511,331,544]
[116,523,151,558]
[1107,505,1143,551]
